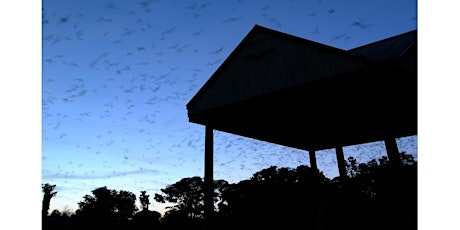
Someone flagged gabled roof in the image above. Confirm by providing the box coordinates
[186,25,417,151]
[186,25,369,114]
[348,30,417,63]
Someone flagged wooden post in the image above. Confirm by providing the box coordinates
[204,126,214,230]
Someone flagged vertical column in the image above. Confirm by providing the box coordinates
[384,137,402,168]
[309,149,323,230]
[383,138,403,194]
[203,126,214,230]
[309,150,318,173]
[335,146,348,230]
[378,89,402,168]
[335,146,347,182]
[379,92,404,223]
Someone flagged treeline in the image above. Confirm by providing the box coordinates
[43,153,417,230]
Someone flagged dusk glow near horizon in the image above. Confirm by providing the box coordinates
[39,0,418,215]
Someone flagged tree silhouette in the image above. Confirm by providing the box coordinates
[115,190,138,220]
[132,209,161,229]
[76,186,138,230]
[154,176,204,221]
[322,152,418,230]
[42,183,57,216]
[41,152,416,230]
[46,209,74,230]
[133,191,161,229]
[217,165,335,229]
[153,176,230,229]
[42,183,57,229]
[139,190,150,211]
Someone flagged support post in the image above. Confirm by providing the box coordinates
[309,149,323,230]
[309,150,318,173]
[203,126,214,230]
[383,137,404,227]
[384,137,402,168]
[335,146,347,183]
[378,89,402,168]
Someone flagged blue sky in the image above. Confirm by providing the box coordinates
[40,0,419,215]
[14,1,460,227]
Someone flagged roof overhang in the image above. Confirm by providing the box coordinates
[187,25,417,152]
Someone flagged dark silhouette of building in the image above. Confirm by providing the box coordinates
[186,24,416,229]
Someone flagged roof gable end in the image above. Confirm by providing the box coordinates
[187,25,367,114]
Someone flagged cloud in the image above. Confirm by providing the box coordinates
[42,168,164,181]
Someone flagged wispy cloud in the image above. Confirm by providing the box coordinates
[42,168,164,181]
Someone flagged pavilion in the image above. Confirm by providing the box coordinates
[186,24,417,228]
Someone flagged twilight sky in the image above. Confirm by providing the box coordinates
[37,0,420,215]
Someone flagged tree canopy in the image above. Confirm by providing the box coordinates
[43,152,417,230]
[42,183,58,229]
[75,186,138,230]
